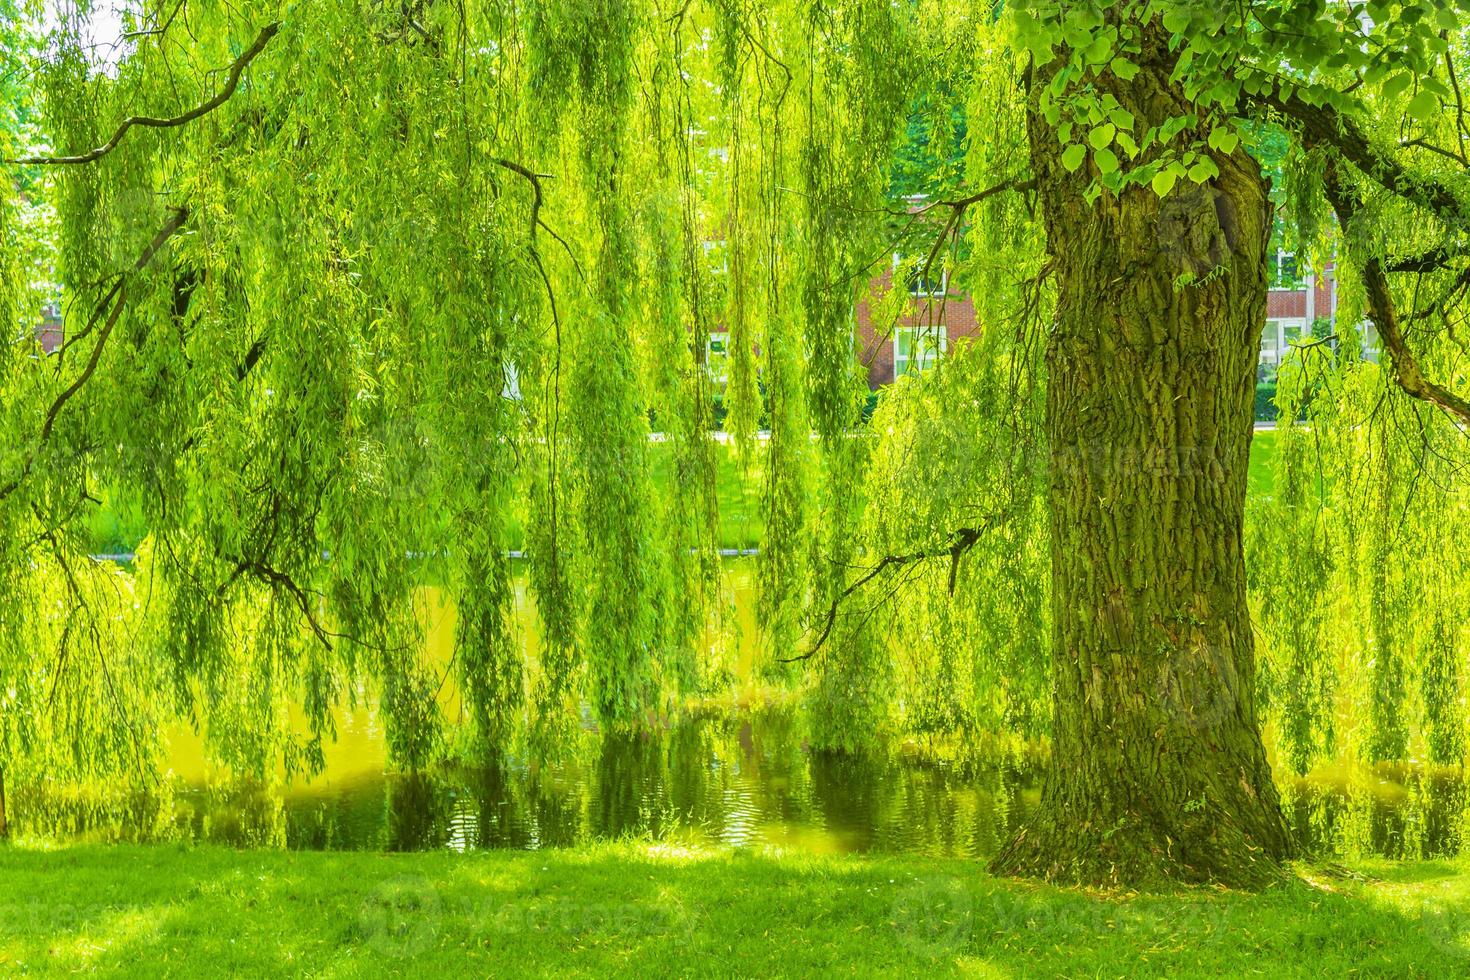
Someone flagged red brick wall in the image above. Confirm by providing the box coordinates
[855,267,980,390]
[35,315,62,354]
[1266,263,1336,322]
[853,261,1336,391]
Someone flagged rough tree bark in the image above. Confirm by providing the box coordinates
[990,41,1292,888]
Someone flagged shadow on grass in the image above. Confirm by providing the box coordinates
[1,843,1467,977]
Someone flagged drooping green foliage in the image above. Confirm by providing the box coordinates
[1,0,1470,864]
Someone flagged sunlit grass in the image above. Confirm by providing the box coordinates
[1,841,1466,977]
[84,430,1283,557]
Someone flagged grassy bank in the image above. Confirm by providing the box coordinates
[1,841,1465,977]
[85,431,1283,556]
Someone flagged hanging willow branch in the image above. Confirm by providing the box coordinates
[7,21,282,167]
[0,205,189,502]
[917,178,1036,295]
[1251,82,1470,427]
[1252,83,1468,225]
[1320,163,1470,427]
[779,519,995,663]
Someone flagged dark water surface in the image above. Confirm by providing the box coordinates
[152,710,1469,862]
[15,572,1467,860]
[180,710,1037,858]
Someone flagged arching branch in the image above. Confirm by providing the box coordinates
[779,520,994,664]
[918,178,1036,293]
[1251,82,1470,425]
[8,22,281,167]
[1323,164,1470,427]
[0,206,189,502]
[1251,84,1468,228]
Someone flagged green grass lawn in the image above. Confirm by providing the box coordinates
[86,431,1281,556]
[1248,425,1278,499]
[2,841,1467,977]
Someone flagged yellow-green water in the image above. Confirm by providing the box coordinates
[16,557,1469,861]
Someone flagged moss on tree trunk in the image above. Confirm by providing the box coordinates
[990,44,1292,889]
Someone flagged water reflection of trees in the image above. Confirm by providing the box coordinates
[43,711,1465,862]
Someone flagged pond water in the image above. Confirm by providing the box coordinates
[14,570,1470,862]
[179,710,1037,858]
[135,712,1470,863]
[18,700,1470,862]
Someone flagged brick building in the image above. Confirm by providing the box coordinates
[1261,255,1348,381]
[34,310,62,353]
[854,258,981,390]
[845,252,1356,392]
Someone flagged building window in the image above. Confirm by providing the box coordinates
[702,239,728,276]
[1260,317,1309,382]
[1272,250,1303,288]
[706,331,730,384]
[893,253,948,298]
[1360,321,1380,363]
[907,267,947,298]
[502,361,522,401]
[894,325,946,379]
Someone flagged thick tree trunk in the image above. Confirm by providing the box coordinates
[990,47,1291,888]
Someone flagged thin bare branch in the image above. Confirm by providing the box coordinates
[8,22,281,167]
[0,206,189,502]
[779,520,993,663]
[1324,164,1470,427]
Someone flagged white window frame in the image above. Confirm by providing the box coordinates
[705,331,730,384]
[702,239,729,276]
[1261,317,1309,367]
[501,361,522,401]
[1359,320,1380,363]
[1273,250,1303,288]
[891,252,948,298]
[894,325,946,380]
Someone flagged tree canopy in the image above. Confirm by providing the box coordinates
[2,0,1470,885]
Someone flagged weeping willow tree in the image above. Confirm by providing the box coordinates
[3,0,1470,888]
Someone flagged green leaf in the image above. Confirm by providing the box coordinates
[1089,123,1116,150]
[1108,108,1135,131]
[1382,72,1414,100]
[1012,8,1040,36]
[1408,89,1439,121]
[1152,168,1179,198]
[1061,143,1088,172]
[1094,146,1119,174]
[1207,128,1240,154]
[1187,157,1219,183]
[1162,9,1191,34]
[1109,57,1140,81]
